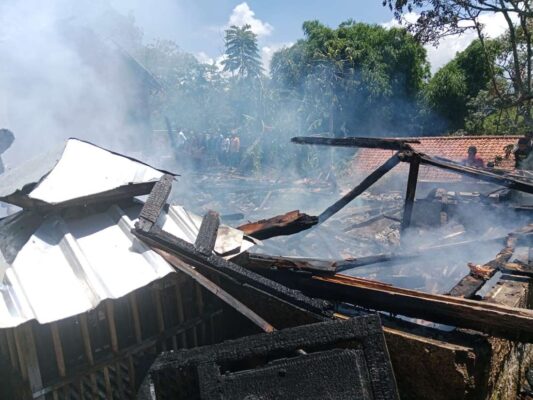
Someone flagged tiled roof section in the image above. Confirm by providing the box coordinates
[351,136,520,182]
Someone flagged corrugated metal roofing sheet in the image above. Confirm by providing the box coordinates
[0,202,253,328]
[0,139,173,209]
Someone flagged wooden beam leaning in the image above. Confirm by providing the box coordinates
[153,248,275,333]
[304,274,533,343]
[291,136,419,150]
[135,174,174,232]
[195,211,220,255]
[319,153,402,223]
[401,154,420,231]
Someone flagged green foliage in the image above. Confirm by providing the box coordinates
[423,39,499,132]
[270,20,430,136]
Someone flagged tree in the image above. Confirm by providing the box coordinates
[423,39,499,131]
[222,24,264,79]
[383,0,532,126]
[270,21,430,136]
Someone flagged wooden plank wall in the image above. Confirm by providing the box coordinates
[0,271,228,400]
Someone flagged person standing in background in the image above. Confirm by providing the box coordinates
[229,134,240,168]
[461,146,484,168]
[220,135,230,165]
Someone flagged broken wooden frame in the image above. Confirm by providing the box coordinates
[149,316,399,400]
[292,136,533,231]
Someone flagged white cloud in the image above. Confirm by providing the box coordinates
[382,11,514,73]
[227,2,273,37]
[261,42,292,74]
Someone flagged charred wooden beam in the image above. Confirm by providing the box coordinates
[417,153,533,194]
[132,226,332,328]
[195,211,220,255]
[319,153,402,223]
[135,174,174,232]
[237,253,338,274]
[291,136,419,150]
[237,210,318,240]
[298,274,533,343]
[401,154,420,231]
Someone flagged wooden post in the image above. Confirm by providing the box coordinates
[105,302,119,354]
[401,155,420,232]
[5,328,18,371]
[78,314,94,366]
[129,292,143,344]
[17,323,44,399]
[153,288,166,351]
[175,280,187,348]
[103,366,113,400]
[50,322,67,378]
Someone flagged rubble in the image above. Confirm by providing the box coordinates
[2,136,533,399]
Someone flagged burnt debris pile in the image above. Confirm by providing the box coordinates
[2,137,533,399]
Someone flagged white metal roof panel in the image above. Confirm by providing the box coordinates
[0,139,172,209]
[0,202,253,328]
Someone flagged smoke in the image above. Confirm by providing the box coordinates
[0,0,153,169]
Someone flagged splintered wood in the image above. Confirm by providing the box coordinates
[237,210,318,240]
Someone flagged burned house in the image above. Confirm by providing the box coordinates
[3,136,533,399]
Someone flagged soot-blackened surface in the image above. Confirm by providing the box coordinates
[151,316,399,400]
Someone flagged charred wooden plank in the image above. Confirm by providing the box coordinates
[447,234,517,298]
[299,274,533,343]
[194,211,220,255]
[237,210,318,240]
[155,248,275,333]
[502,262,533,277]
[319,153,401,223]
[291,136,419,150]
[135,174,174,232]
[238,253,338,274]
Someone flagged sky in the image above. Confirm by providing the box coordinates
[109,0,513,74]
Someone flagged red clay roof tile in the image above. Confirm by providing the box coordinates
[351,136,520,182]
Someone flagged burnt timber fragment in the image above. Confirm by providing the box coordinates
[136,174,174,232]
[291,136,419,151]
[447,227,529,298]
[194,210,220,255]
[237,210,318,240]
[149,316,399,400]
[237,252,338,274]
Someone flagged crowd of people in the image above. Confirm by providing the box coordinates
[170,129,242,169]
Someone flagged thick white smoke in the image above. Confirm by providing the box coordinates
[0,0,153,169]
